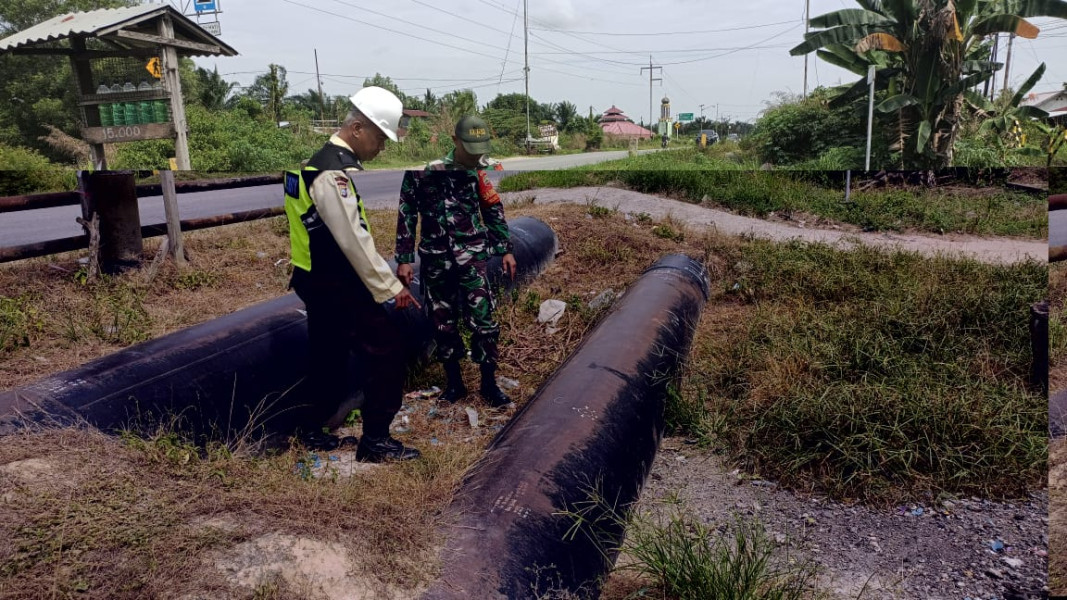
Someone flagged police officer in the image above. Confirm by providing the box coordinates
[394,115,516,408]
[284,86,422,462]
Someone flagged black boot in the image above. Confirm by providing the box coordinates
[356,435,421,462]
[439,360,467,403]
[479,363,513,408]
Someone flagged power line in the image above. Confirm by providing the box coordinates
[326,0,511,54]
[659,24,801,65]
[497,0,522,89]
[528,19,799,36]
[531,43,794,55]
[279,0,495,59]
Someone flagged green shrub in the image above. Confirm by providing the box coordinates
[0,144,77,194]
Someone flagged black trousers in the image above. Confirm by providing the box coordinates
[291,268,405,439]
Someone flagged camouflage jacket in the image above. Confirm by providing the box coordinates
[395,150,512,265]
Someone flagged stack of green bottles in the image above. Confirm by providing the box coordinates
[95,80,170,127]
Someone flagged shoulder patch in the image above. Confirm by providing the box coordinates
[284,171,301,197]
[334,174,350,198]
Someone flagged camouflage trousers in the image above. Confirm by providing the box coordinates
[421,255,499,365]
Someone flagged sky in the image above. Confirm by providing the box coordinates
[172,0,1067,124]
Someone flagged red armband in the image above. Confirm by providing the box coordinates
[477,170,501,207]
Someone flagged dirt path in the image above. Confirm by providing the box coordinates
[503,186,1047,265]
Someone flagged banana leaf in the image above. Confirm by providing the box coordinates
[877,94,920,113]
[790,25,890,55]
[999,0,1067,19]
[1010,63,1046,107]
[971,15,1040,38]
[809,8,898,27]
[916,120,932,153]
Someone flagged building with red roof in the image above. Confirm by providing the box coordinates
[599,105,653,139]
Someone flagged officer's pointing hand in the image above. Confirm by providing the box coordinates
[397,263,414,286]
[393,287,421,310]
[502,253,517,280]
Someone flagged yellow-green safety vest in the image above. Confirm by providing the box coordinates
[283,167,370,272]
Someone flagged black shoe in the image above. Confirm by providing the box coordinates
[480,385,513,409]
[356,435,421,462]
[439,383,468,404]
[299,430,340,452]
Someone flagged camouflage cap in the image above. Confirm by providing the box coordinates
[455,115,492,155]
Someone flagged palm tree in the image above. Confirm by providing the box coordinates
[247,64,289,124]
[195,66,236,111]
[790,0,1067,168]
[554,100,578,131]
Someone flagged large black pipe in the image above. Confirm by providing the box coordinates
[1052,390,1067,438]
[0,217,558,439]
[1031,301,1048,396]
[422,254,709,600]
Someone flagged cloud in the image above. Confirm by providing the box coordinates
[532,0,582,29]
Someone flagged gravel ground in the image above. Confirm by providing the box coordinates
[627,437,1049,600]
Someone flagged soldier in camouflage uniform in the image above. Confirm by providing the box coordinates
[395,115,516,407]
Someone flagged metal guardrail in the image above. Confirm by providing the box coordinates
[0,207,285,263]
[0,174,283,214]
[1050,194,1067,263]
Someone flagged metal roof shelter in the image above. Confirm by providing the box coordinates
[0,4,237,169]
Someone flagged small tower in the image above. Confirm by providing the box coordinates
[659,96,671,137]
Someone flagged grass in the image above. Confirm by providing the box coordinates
[561,483,818,600]
[0,427,476,598]
[497,150,1048,238]
[0,201,1046,595]
[619,514,816,600]
[669,239,1047,502]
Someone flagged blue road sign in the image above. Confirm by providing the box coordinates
[194,0,217,12]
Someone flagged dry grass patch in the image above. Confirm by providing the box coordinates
[0,203,702,597]
[0,426,478,598]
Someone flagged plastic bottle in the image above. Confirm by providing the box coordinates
[137,80,153,124]
[110,82,125,125]
[96,82,113,127]
[122,81,137,125]
[152,80,169,123]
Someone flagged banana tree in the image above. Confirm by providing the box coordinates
[790,0,1067,169]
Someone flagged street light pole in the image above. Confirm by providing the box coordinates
[865,65,875,171]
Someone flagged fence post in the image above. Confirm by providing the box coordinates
[82,171,142,274]
[160,170,186,266]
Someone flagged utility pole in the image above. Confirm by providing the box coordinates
[803,0,810,96]
[314,48,325,122]
[986,34,1000,100]
[524,0,530,146]
[1003,33,1015,94]
[640,56,662,140]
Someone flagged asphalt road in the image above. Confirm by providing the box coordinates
[0,149,658,249]
[1052,209,1067,250]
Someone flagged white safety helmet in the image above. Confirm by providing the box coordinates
[349,86,403,142]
